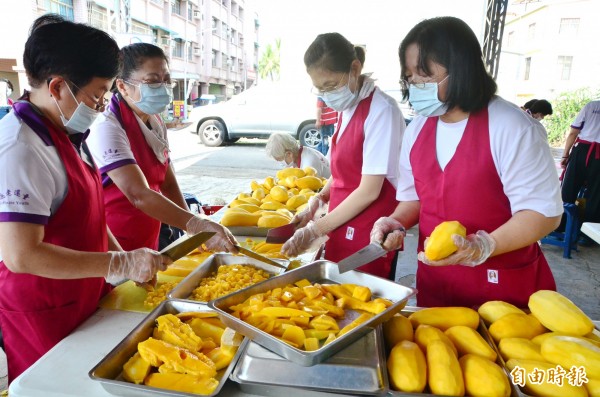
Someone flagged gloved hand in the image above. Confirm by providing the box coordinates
[417,230,496,267]
[290,194,328,228]
[186,215,238,253]
[370,217,406,251]
[282,220,330,257]
[106,248,169,285]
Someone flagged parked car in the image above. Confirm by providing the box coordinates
[191,83,320,148]
[383,89,415,126]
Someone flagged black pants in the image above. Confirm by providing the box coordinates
[562,142,600,224]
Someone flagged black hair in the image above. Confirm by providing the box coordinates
[0,79,12,91]
[23,14,120,91]
[355,46,366,66]
[118,43,170,81]
[399,16,497,113]
[530,99,553,116]
[304,33,356,73]
[522,98,538,110]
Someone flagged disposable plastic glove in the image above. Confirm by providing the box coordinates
[282,220,329,257]
[370,217,406,251]
[417,230,496,267]
[186,215,238,253]
[106,248,168,285]
[290,194,327,228]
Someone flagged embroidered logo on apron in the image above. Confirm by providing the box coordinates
[487,269,499,284]
[345,226,354,240]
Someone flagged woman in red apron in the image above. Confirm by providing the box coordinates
[0,16,166,382]
[371,17,562,308]
[88,43,236,253]
[282,33,404,279]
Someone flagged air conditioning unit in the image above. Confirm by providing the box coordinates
[159,37,170,46]
[193,10,201,19]
[193,48,201,56]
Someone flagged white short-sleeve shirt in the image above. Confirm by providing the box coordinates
[333,86,405,187]
[571,100,600,142]
[299,146,331,178]
[397,96,563,217]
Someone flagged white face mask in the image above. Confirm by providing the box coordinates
[321,73,359,111]
[408,75,449,117]
[53,83,100,134]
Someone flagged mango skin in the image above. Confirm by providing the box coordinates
[424,221,467,261]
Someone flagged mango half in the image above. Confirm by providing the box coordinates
[424,221,467,261]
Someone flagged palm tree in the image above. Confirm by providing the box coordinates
[258,38,281,81]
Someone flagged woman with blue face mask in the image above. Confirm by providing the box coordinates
[370,17,563,308]
[88,43,237,254]
[281,33,405,280]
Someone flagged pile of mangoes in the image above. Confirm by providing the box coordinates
[220,167,327,228]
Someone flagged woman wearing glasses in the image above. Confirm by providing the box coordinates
[88,43,236,253]
[371,17,562,308]
[282,33,405,280]
[0,16,168,382]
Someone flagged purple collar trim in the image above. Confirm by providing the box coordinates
[109,93,124,127]
[12,101,53,146]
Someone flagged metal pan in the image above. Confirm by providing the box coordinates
[88,300,247,397]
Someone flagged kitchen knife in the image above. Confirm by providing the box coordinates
[337,242,388,274]
[160,231,216,262]
[265,222,299,243]
[235,245,288,270]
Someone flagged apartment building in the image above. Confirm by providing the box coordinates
[496,0,600,105]
[0,0,259,107]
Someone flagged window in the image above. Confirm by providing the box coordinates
[132,20,152,36]
[528,23,536,40]
[212,17,218,30]
[222,22,229,38]
[524,57,531,80]
[239,6,244,20]
[188,3,193,20]
[173,39,184,58]
[150,0,162,4]
[171,0,182,16]
[557,56,573,80]
[45,0,74,21]
[222,53,229,69]
[87,3,108,30]
[230,56,236,71]
[232,1,238,16]
[230,29,236,44]
[559,18,580,36]
[212,50,218,67]
[187,43,193,61]
[222,0,229,8]
[239,33,244,46]
[507,31,515,47]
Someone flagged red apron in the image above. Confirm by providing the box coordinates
[0,101,110,382]
[326,92,399,278]
[103,96,169,250]
[410,107,556,308]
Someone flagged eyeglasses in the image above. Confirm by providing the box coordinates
[400,75,449,91]
[70,81,109,112]
[310,73,348,96]
[125,79,176,89]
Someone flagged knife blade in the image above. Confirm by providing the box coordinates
[160,232,216,262]
[235,245,288,270]
[265,222,298,243]
[337,242,388,273]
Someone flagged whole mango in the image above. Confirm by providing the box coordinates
[424,221,467,261]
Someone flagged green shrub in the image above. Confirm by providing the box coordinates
[545,88,600,147]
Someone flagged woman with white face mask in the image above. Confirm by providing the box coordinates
[370,17,563,308]
[265,132,331,178]
[88,43,237,254]
[281,33,405,280]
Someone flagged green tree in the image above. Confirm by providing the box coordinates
[545,88,600,147]
[258,38,281,81]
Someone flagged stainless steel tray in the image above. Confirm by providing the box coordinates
[386,307,522,397]
[209,260,417,367]
[167,253,287,302]
[89,300,247,397]
[231,326,388,396]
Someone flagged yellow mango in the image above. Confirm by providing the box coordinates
[506,358,588,397]
[351,285,372,302]
[338,313,373,336]
[488,313,547,342]
[586,378,600,397]
[286,194,308,210]
[530,331,600,347]
[138,338,216,378]
[323,332,337,346]
[260,201,287,211]
[257,214,290,228]
[219,211,261,227]
[154,314,203,352]
[122,352,152,384]
[498,337,546,362]
[282,325,306,346]
[424,220,467,261]
[387,340,427,393]
[541,335,600,379]
[239,197,262,206]
[408,306,479,330]
[304,337,320,351]
[427,340,465,396]
[459,354,511,397]
[228,199,249,208]
[275,208,294,219]
[205,346,236,370]
[528,290,594,336]
[478,300,526,324]
[296,203,309,213]
[295,175,323,191]
[445,325,497,361]
[188,318,225,343]
[236,203,261,213]
[250,180,262,191]
[263,176,275,190]
[309,314,339,331]
[276,167,306,180]
[268,185,289,203]
[303,166,317,176]
[414,324,458,356]
[252,188,266,200]
[144,373,219,395]
[282,175,298,189]
[383,314,414,347]
[257,307,312,318]
[304,329,332,339]
[299,188,315,196]
[237,192,250,199]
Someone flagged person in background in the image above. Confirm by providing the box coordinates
[521,98,538,112]
[371,16,562,308]
[0,78,14,106]
[560,99,600,245]
[0,15,168,382]
[282,33,405,280]
[265,132,330,178]
[527,99,553,121]
[315,97,337,155]
[88,43,237,253]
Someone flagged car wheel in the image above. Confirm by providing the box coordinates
[198,120,226,147]
[299,124,321,149]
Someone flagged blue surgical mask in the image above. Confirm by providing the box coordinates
[321,73,359,111]
[53,84,100,134]
[130,83,173,115]
[408,76,449,117]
